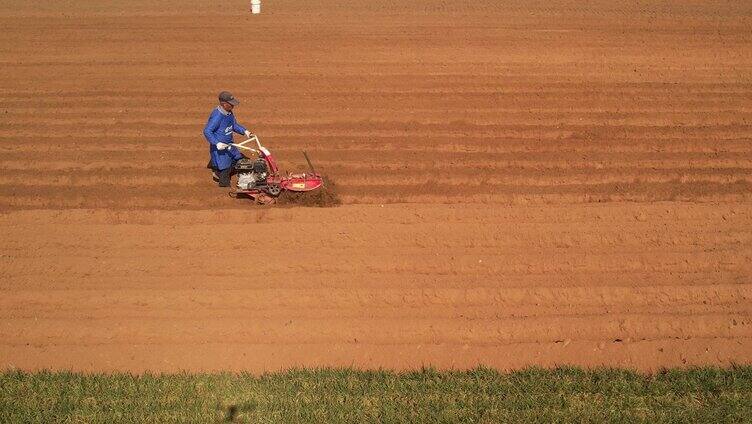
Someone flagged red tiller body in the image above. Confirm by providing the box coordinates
[229,135,324,203]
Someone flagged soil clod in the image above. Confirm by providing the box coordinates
[277,176,341,207]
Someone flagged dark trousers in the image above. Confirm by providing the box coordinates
[207,160,234,187]
[218,167,233,187]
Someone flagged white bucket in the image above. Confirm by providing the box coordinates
[250,0,261,14]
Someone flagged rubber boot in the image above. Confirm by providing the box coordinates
[208,159,220,182]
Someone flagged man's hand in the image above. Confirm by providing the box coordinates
[244,130,253,138]
[216,142,229,150]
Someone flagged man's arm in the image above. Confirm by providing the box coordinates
[232,116,250,137]
[203,111,222,145]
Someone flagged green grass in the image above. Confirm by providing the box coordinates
[1,367,751,423]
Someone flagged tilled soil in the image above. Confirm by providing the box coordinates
[0,0,750,372]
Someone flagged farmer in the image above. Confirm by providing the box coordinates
[203,91,253,187]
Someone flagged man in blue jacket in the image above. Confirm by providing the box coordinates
[203,91,253,187]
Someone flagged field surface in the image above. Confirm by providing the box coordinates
[1,0,751,373]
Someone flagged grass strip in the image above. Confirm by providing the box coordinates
[1,366,751,423]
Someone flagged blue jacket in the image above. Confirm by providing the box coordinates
[203,106,248,170]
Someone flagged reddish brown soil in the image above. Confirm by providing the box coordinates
[0,0,750,372]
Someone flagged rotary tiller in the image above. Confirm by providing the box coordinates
[228,134,324,204]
